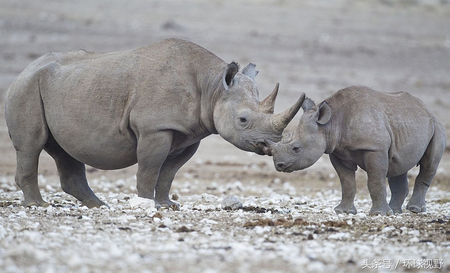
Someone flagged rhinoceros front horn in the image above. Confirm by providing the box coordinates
[259,83,279,114]
[271,93,306,133]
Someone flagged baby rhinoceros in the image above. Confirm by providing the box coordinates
[269,86,446,215]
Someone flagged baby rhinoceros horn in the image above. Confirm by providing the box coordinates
[271,93,306,133]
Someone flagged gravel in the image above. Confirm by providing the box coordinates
[0,175,448,273]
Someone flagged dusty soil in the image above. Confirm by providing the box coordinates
[0,0,449,272]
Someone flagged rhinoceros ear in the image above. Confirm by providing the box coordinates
[316,102,332,125]
[242,63,259,80]
[301,97,316,112]
[222,62,239,90]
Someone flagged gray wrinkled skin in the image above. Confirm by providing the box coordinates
[270,86,446,215]
[5,38,305,209]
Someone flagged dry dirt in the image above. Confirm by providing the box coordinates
[0,0,449,272]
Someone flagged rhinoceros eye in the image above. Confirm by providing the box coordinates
[292,144,301,153]
[239,117,247,123]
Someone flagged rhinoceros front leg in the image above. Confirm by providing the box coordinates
[364,151,393,216]
[155,142,200,210]
[330,154,357,214]
[136,131,172,201]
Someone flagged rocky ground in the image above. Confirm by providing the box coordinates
[0,0,449,272]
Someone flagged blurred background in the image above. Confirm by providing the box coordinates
[1,0,449,179]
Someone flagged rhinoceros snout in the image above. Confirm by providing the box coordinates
[256,141,272,156]
[275,162,286,171]
[275,162,294,173]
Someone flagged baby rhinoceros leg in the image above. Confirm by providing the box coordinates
[44,135,106,208]
[387,173,409,214]
[407,126,445,213]
[330,155,357,214]
[365,151,393,216]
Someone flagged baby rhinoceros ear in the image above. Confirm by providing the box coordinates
[301,97,316,112]
[316,102,332,125]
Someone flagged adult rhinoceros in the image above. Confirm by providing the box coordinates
[5,38,305,209]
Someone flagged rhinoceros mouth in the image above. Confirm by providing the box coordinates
[255,141,271,156]
[275,162,294,173]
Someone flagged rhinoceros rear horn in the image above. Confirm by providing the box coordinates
[271,93,306,133]
[222,62,239,90]
[259,83,279,114]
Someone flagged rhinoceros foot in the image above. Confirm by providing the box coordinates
[369,203,393,216]
[390,207,403,214]
[22,199,49,207]
[334,203,357,214]
[406,203,426,213]
[81,198,108,208]
[156,199,180,211]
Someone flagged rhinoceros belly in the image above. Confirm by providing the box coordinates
[47,120,138,170]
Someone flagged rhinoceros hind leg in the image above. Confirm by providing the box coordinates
[364,152,393,216]
[407,125,445,213]
[7,76,49,207]
[155,141,200,210]
[44,135,105,208]
[16,151,48,207]
[388,173,409,214]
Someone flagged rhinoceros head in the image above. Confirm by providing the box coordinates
[269,98,332,172]
[213,62,305,155]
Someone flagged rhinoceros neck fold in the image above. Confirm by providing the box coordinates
[197,64,225,135]
[323,115,337,154]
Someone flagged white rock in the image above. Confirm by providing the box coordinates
[16,211,27,217]
[162,218,172,227]
[129,196,156,210]
[307,261,325,272]
[408,230,420,236]
[0,225,7,239]
[221,195,243,210]
[381,226,395,233]
[67,254,83,268]
[201,193,218,202]
[200,218,218,225]
[254,226,269,235]
[328,232,351,240]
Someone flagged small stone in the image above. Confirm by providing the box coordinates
[176,226,194,232]
[381,226,395,233]
[408,230,420,236]
[172,193,179,201]
[129,196,155,210]
[16,211,27,218]
[221,195,243,210]
[153,212,163,219]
